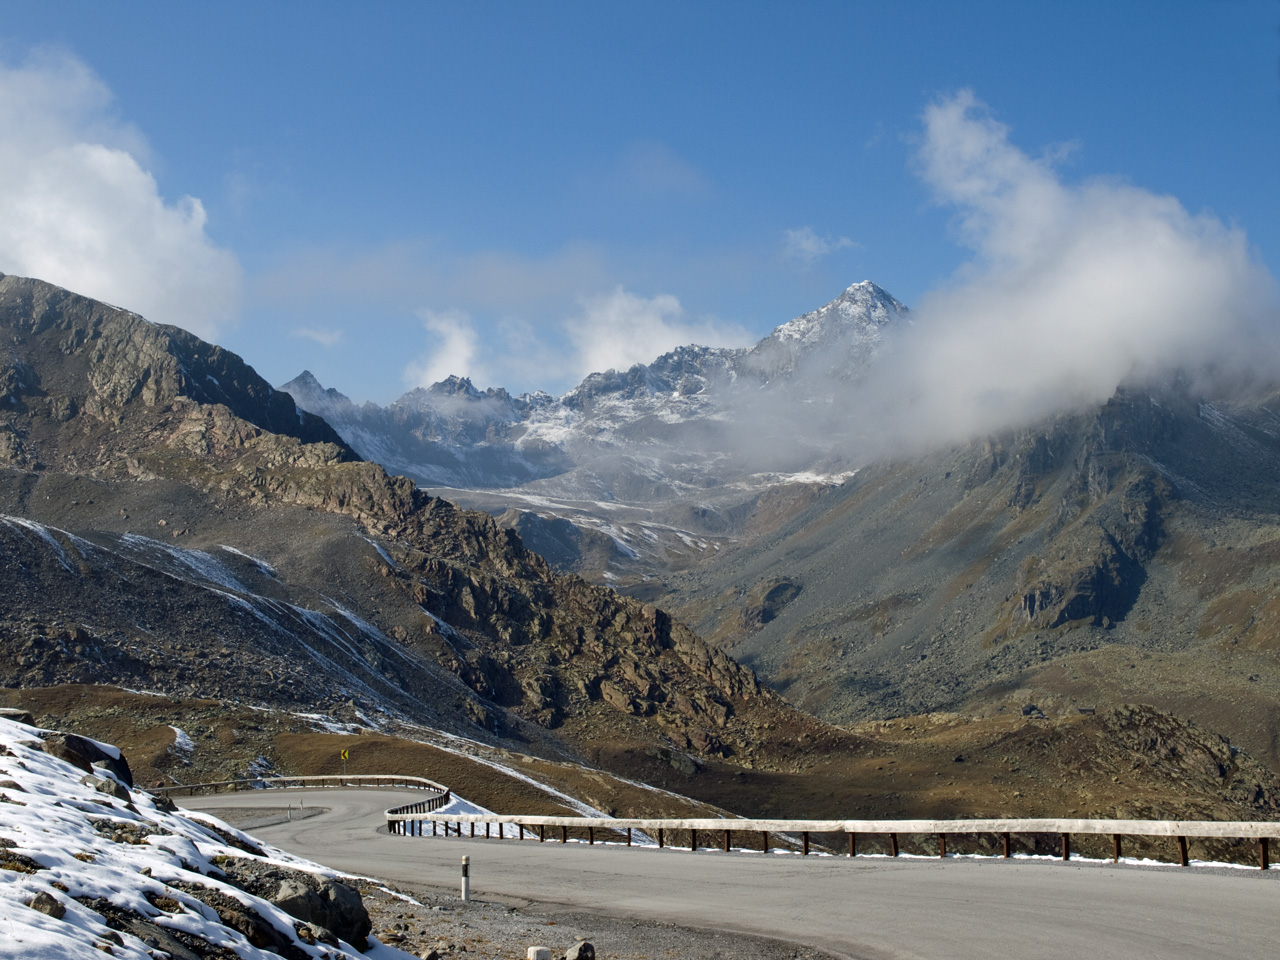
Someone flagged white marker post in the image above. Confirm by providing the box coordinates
[460,856,470,902]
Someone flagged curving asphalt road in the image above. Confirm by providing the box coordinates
[183,788,1279,960]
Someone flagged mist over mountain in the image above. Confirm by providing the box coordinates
[284,281,909,487]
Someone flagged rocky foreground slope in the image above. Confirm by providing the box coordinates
[0,714,395,959]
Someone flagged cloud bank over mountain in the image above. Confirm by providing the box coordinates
[887,90,1279,443]
[0,48,241,338]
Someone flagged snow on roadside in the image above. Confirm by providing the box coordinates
[0,717,415,960]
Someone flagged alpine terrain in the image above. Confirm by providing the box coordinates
[284,278,1280,807]
[2,272,1279,847]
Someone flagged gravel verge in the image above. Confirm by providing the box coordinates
[359,878,849,960]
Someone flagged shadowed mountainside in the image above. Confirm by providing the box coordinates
[667,378,1280,775]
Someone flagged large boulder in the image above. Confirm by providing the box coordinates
[271,877,370,951]
[0,708,35,726]
[41,732,134,786]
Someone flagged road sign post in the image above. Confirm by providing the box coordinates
[340,748,349,781]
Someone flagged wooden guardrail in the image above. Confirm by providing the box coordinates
[157,773,450,808]
[385,810,1280,870]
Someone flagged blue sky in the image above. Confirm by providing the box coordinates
[1,1,1277,402]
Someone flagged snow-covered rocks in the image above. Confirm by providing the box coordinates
[0,717,409,959]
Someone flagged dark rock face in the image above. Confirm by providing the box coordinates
[0,708,35,726]
[215,856,371,951]
[41,732,133,785]
[271,878,370,951]
[0,274,353,455]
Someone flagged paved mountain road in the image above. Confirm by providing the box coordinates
[183,789,1278,960]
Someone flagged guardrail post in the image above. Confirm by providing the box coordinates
[658,828,664,849]
[1112,834,1121,862]
[889,833,899,857]
[802,832,809,856]
[1061,834,1071,862]
[588,827,594,846]
[433,821,438,837]
[538,825,545,843]
[1261,838,1270,870]
[1177,836,1189,867]
[938,834,947,858]
[470,823,475,839]
[761,831,769,854]
[519,824,524,840]
[485,823,490,839]
[848,833,856,857]
[626,828,631,846]
[498,823,503,840]
[1002,832,1011,858]
[722,830,730,853]
[690,829,697,852]
[560,826,567,844]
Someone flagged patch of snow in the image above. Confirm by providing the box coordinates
[362,537,396,568]
[218,544,279,577]
[118,534,247,593]
[169,725,195,755]
[1,515,76,571]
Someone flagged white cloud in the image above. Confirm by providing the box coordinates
[565,287,751,378]
[290,326,343,347]
[0,48,241,339]
[404,309,484,388]
[782,226,856,264]
[869,90,1280,449]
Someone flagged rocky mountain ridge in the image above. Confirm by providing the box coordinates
[283,281,907,583]
[0,272,857,782]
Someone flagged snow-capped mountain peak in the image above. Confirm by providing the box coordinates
[764,280,906,345]
[282,280,906,495]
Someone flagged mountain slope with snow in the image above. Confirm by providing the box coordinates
[0,716,411,960]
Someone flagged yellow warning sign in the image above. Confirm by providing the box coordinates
[340,749,349,760]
